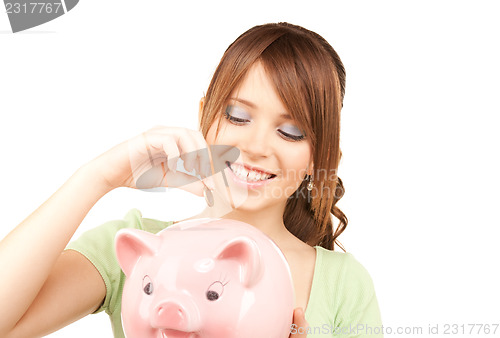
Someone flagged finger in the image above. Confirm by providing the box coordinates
[135,165,166,190]
[151,127,212,178]
[174,130,199,174]
[162,136,180,173]
[189,130,213,179]
[145,133,180,173]
[142,128,215,191]
[164,170,205,197]
[290,308,309,337]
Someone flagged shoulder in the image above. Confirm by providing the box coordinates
[313,247,383,331]
[316,247,377,304]
[68,208,172,247]
[66,208,175,262]
[317,247,375,287]
[64,209,174,317]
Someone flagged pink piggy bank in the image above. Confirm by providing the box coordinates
[114,218,295,338]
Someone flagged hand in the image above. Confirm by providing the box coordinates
[89,126,214,196]
[289,307,309,337]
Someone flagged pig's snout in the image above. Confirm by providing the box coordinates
[151,299,201,332]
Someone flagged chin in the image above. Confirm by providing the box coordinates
[232,195,287,213]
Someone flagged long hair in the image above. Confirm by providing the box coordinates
[199,22,347,251]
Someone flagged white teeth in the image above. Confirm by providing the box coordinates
[230,163,272,182]
[248,171,258,181]
[239,166,249,178]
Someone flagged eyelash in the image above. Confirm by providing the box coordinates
[223,110,305,142]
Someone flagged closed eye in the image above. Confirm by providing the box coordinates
[223,105,306,142]
[278,123,306,141]
[224,110,249,124]
[224,105,250,125]
[279,130,305,141]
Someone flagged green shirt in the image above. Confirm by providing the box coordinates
[66,209,383,337]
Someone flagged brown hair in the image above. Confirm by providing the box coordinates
[199,22,347,251]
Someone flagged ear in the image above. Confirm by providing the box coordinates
[198,97,205,128]
[114,229,162,276]
[307,160,314,176]
[213,236,263,289]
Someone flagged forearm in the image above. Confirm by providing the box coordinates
[0,163,112,334]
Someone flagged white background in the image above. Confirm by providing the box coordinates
[1,1,499,337]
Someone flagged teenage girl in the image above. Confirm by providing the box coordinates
[0,22,383,337]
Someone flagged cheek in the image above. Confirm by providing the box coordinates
[281,145,311,183]
[205,118,230,145]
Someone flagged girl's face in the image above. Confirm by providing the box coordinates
[205,61,313,213]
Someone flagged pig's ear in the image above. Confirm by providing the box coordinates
[115,229,162,277]
[213,236,263,288]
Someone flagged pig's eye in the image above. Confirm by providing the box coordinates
[206,290,218,301]
[206,281,224,301]
[143,275,154,295]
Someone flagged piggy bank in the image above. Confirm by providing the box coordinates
[114,218,295,338]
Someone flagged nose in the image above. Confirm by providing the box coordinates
[150,299,201,332]
[239,124,273,159]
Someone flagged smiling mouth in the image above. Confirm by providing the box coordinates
[225,161,277,182]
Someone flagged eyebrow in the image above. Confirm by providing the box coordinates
[229,97,292,120]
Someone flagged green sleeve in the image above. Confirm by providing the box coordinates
[334,253,384,337]
[64,208,173,337]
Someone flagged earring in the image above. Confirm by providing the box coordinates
[203,185,214,207]
[307,174,314,191]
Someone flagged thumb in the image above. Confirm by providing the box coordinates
[164,170,208,197]
[290,307,309,337]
